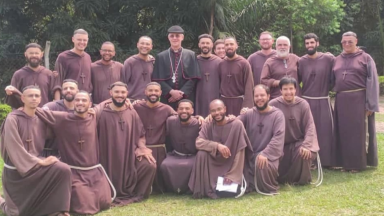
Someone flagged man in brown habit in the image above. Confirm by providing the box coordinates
[160,99,200,193]
[261,36,300,99]
[152,25,201,110]
[55,29,93,92]
[195,34,222,117]
[333,31,379,172]
[36,91,112,215]
[94,81,156,206]
[121,36,154,101]
[219,37,254,116]
[134,82,177,192]
[5,43,61,108]
[91,42,123,104]
[0,86,72,216]
[188,99,252,199]
[269,77,319,185]
[239,85,285,195]
[248,31,276,85]
[42,79,79,157]
[298,33,336,168]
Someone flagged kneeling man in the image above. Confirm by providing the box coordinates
[160,99,200,193]
[188,99,252,199]
[269,77,319,185]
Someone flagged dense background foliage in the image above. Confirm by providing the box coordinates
[0,0,383,99]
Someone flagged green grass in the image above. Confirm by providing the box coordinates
[376,113,384,122]
[1,135,384,216]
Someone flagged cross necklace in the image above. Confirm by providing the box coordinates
[257,114,266,134]
[109,104,125,131]
[75,119,85,151]
[168,48,183,83]
[25,119,33,151]
[101,63,113,89]
[342,57,352,80]
[138,58,149,81]
[31,68,42,86]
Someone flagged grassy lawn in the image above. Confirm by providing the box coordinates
[376,113,384,123]
[1,135,384,216]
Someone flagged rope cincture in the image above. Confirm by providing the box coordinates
[254,155,279,196]
[235,174,247,199]
[311,153,323,187]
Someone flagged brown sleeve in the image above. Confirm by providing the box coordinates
[196,123,219,156]
[242,62,254,108]
[260,61,276,87]
[121,60,132,84]
[5,87,23,109]
[3,116,41,176]
[54,57,66,87]
[224,148,245,184]
[302,102,319,152]
[260,112,285,161]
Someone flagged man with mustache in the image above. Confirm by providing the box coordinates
[298,33,336,168]
[213,39,226,59]
[121,36,154,101]
[188,99,252,199]
[91,42,123,104]
[55,29,93,93]
[42,79,79,157]
[160,99,200,194]
[94,81,156,206]
[269,77,320,185]
[332,31,379,173]
[35,92,112,214]
[218,37,254,116]
[248,31,277,85]
[261,36,300,99]
[134,82,177,193]
[152,25,201,110]
[195,34,222,117]
[5,43,61,108]
[0,85,72,216]
[239,84,285,195]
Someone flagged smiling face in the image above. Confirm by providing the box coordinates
[259,33,274,50]
[199,38,213,55]
[341,35,358,54]
[177,102,194,122]
[214,43,226,58]
[254,86,270,111]
[72,33,88,52]
[22,88,41,109]
[100,43,115,62]
[137,37,153,56]
[62,82,78,102]
[276,38,290,58]
[210,101,226,123]
[110,85,128,107]
[168,33,184,48]
[74,92,91,114]
[224,38,238,58]
[25,47,43,68]
[280,83,296,103]
[145,84,161,103]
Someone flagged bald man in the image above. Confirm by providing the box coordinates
[260,36,300,99]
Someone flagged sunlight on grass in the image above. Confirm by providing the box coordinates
[376,113,384,122]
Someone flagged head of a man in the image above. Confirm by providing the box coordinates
[341,31,358,54]
[213,39,225,59]
[209,99,226,123]
[137,36,153,56]
[21,85,41,109]
[109,82,128,107]
[72,29,89,52]
[99,41,115,62]
[224,37,238,58]
[259,31,274,50]
[198,34,214,55]
[276,36,291,58]
[177,99,194,122]
[145,82,162,104]
[167,25,184,49]
[24,43,43,68]
[74,91,91,114]
[304,33,319,56]
[254,84,270,111]
[62,79,79,102]
[279,76,297,103]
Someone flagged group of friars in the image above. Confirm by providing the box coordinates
[0,25,379,216]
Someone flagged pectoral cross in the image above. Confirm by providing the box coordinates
[257,123,264,134]
[289,116,295,124]
[80,73,86,84]
[342,71,347,80]
[310,70,316,80]
[227,74,232,83]
[118,118,125,131]
[204,72,210,82]
[26,138,32,151]
[147,125,154,137]
[78,139,85,150]
[142,71,148,81]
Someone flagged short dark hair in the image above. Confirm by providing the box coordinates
[22,85,41,93]
[101,41,115,48]
[279,76,297,90]
[198,34,214,43]
[109,81,128,90]
[63,79,78,85]
[75,91,91,100]
[254,84,270,95]
[304,33,319,42]
[146,82,161,88]
[25,43,43,51]
[224,36,237,43]
[342,31,357,38]
[178,99,194,107]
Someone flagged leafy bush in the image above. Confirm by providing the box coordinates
[0,104,12,124]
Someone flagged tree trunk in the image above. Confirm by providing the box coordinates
[209,0,216,35]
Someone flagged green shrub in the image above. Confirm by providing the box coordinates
[0,104,12,124]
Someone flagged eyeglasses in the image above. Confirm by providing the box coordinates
[101,49,114,53]
[169,34,181,38]
[260,38,272,41]
[341,41,354,45]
